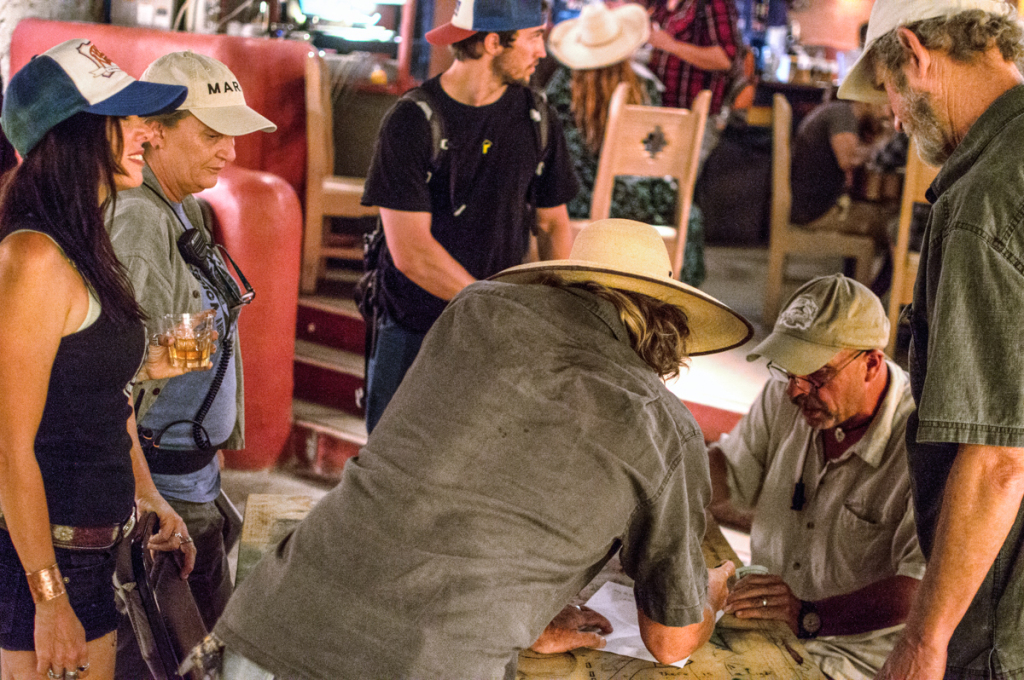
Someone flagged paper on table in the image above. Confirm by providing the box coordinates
[583,582,724,669]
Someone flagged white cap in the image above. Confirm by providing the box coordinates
[838,0,1013,103]
[141,51,276,136]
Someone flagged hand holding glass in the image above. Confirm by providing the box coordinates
[153,310,216,371]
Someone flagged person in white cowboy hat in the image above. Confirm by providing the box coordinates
[358,0,580,436]
[706,274,924,680]
[103,50,276,680]
[0,39,195,680]
[545,2,705,286]
[209,219,751,679]
[840,1,1024,678]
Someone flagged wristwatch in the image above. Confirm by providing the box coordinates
[797,600,821,639]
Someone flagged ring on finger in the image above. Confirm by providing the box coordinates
[47,670,63,680]
[181,536,194,545]
[78,662,91,676]
[762,598,768,607]
[66,672,80,680]
[173,532,184,541]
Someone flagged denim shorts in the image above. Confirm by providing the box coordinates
[0,528,119,651]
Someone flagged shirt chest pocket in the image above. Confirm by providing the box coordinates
[827,500,896,588]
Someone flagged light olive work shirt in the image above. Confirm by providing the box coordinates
[717,362,924,678]
[216,281,712,680]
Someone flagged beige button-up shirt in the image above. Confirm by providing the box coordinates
[718,360,926,600]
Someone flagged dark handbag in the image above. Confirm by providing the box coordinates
[114,513,208,680]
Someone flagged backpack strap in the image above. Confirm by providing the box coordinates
[399,87,446,183]
[399,84,552,214]
[528,88,550,177]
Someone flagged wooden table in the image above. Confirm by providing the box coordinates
[517,513,824,679]
[238,497,823,679]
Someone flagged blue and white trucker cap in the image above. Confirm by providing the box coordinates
[1,39,187,157]
[426,0,545,45]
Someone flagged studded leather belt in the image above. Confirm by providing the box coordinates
[0,508,136,550]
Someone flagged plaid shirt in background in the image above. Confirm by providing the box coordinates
[645,0,742,114]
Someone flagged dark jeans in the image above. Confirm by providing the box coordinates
[365,312,427,434]
[0,529,119,650]
[115,497,232,680]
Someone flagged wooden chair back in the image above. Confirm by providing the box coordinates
[301,51,379,294]
[886,139,939,354]
[589,84,711,279]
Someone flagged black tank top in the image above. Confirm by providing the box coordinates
[33,294,145,526]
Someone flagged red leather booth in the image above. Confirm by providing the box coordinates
[10,19,310,469]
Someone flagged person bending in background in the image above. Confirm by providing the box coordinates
[546,1,706,286]
[210,220,750,680]
[0,39,194,680]
[706,275,923,680]
[106,51,276,680]
[789,98,898,281]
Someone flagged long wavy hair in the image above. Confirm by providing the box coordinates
[539,275,691,379]
[0,112,144,326]
[571,62,651,153]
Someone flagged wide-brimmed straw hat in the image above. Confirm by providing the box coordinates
[548,2,650,70]
[490,219,753,355]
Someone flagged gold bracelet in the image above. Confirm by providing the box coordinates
[26,563,66,604]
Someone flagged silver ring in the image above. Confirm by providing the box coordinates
[47,670,63,680]
[173,532,183,540]
[181,536,194,544]
[762,598,768,607]
[78,663,91,673]
[66,672,79,680]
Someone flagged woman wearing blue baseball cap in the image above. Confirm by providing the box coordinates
[0,40,194,680]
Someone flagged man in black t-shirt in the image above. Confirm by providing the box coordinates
[360,0,579,433]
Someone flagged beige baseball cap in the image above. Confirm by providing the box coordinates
[747,274,889,376]
[838,0,1013,103]
[141,51,276,136]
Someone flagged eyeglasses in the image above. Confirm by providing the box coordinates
[767,350,866,393]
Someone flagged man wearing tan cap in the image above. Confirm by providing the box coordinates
[706,275,924,680]
[107,50,275,680]
[839,1,1024,677]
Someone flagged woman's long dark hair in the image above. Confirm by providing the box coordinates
[0,112,144,326]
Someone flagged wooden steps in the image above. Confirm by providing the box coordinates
[289,285,368,479]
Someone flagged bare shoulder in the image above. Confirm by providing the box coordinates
[0,230,77,279]
[0,231,82,317]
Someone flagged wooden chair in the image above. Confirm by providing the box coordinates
[886,139,939,355]
[584,84,711,279]
[301,50,380,294]
[763,93,876,325]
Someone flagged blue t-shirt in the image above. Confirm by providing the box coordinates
[142,202,237,503]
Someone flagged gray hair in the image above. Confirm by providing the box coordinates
[869,10,1024,88]
[145,109,192,129]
